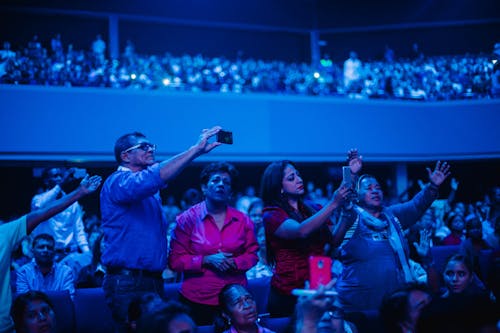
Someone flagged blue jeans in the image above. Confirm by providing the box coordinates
[102,272,164,333]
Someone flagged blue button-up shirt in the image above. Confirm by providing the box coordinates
[100,164,168,272]
[15,259,75,297]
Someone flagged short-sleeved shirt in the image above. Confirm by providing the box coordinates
[0,216,27,333]
[263,206,331,295]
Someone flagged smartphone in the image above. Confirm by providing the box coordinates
[309,255,332,289]
[217,130,233,144]
[342,166,352,189]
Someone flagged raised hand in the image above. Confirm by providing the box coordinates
[195,126,222,154]
[413,229,432,259]
[347,148,362,175]
[79,175,102,194]
[426,161,451,187]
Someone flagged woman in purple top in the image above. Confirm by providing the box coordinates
[169,162,259,326]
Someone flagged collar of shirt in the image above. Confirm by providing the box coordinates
[32,258,56,275]
[198,201,239,225]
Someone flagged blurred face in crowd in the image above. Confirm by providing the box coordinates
[450,215,465,233]
[466,218,482,240]
[167,314,196,333]
[44,168,64,188]
[223,285,258,328]
[248,203,263,226]
[32,238,55,267]
[358,176,384,209]
[21,299,56,333]
[122,138,156,170]
[444,259,473,294]
[202,172,232,204]
[281,164,304,199]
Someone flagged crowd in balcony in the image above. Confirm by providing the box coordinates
[1,34,499,101]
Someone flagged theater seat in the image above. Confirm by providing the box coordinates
[44,290,75,333]
[247,276,271,314]
[260,316,292,333]
[73,288,114,333]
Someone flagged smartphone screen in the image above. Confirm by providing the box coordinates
[217,130,233,144]
[342,166,352,189]
[309,256,332,289]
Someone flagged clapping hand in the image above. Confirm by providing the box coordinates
[426,161,451,187]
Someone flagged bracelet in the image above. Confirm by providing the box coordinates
[327,307,344,319]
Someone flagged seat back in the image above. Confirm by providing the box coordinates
[73,288,114,333]
[247,276,271,314]
[45,290,76,333]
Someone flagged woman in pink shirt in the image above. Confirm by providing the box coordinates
[169,162,259,326]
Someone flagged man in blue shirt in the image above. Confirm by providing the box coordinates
[100,126,223,332]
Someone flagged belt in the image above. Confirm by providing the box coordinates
[106,267,163,279]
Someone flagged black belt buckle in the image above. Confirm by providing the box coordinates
[108,267,162,279]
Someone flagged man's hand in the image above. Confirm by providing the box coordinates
[78,175,102,194]
[194,126,222,155]
[413,229,432,259]
[426,161,451,187]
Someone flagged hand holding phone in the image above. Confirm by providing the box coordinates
[216,130,233,144]
[342,166,352,189]
[309,255,332,289]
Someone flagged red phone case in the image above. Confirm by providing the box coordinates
[309,256,332,289]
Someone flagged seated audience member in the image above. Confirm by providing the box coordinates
[215,283,275,333]
[379,283,432,333]
[136,300,196,333]
[127,292,168,333]
[460,216,492,281]
[16,234,75,297]
[441,211,465,245]
[294,280,358,333]
[11,291,56,333]
[246,199,273,280]
[76,232,106,288]
[169,162,259,326]
[418,254,498,332]
[0,174,101,333]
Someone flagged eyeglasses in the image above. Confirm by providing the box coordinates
[122,142,156,154]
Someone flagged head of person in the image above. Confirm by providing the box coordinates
[41,167,65,189]
[356,174,384,210]
[32,234,56,267]
[217,284,259,332]
[443,254,474,294]
[418,208,436,231]
[200,162,238,205]
[136,300,196,333]
[465,216,483,241]
[260,160,304,207]
[445,212,465,233]
[379,283,432,333]
[247,198,264,226]
[127,293,167,332]
[114,132,156,170]
[181,188,203,211]
[12,291,56,333]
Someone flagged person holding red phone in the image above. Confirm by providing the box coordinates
[260,160,350,317]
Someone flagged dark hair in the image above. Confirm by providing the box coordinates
[445,254,473,275]
[128,292,167,323]
[247,198,264,215]
[136,300,194,333]
[12,291,55,333]
[379,283,430,333]
[32,233,55,248]
[41,167,64,182]
[259,160,318,266]
[114,132,146,163]
[214,284,252,333]
[200,162,239,186]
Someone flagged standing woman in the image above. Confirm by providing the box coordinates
[169,162,259,326]
[260,160,350,317]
